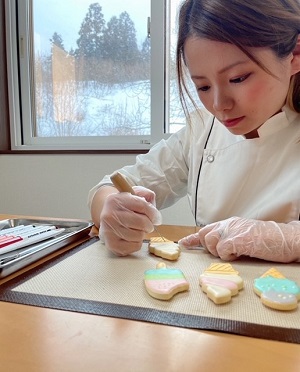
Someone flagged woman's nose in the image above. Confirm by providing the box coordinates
[212,89,233,112]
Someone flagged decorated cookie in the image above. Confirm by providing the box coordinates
[199,263,244,304]
[254,268,300,311]
[144,262,189,300]
[148,237,181,261]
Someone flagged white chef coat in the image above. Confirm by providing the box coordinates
[88,106,300,226]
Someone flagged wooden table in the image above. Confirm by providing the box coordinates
[0,214,299,371]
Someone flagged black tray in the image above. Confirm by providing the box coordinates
[0,218,93,278]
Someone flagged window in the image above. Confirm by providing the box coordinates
[6,0,186,151]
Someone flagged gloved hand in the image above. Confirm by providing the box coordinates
[178,216,300,263]
[99,186,162,256]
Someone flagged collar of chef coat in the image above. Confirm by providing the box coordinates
[257,105,298,138]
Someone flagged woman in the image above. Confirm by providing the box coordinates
[88,0,300,262]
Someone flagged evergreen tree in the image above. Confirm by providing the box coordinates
[102,11,139,63]
[50,32,65,51]
[102,16,120,60]
[118,11,139,63]
[69,48,75,56]
[141,36,150,62]
[75,3,105,59]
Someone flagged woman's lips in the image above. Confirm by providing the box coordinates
[222,116,245,128]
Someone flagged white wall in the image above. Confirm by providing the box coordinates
[0,154,194,225]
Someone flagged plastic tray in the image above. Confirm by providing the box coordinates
[0,218,93,278]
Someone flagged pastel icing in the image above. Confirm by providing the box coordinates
[254,268,300,311]
[148,241,180,261]
[262,290,297,305]
[254,277,300,298]
[200,277,239,295]
[260,268,285,279]
[199,263,244,304]
[144,264,189,300]
[202,284,232,304]
[200,273,244,290]
[203,263,239,275]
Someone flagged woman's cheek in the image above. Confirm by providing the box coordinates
[244,83,266,101]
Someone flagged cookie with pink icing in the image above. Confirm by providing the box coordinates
[144,262,189,300]
[199,263,244,304]
[254,268,300,311]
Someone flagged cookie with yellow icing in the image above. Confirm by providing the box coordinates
[199,263,244,304]
[254,268,300,311]
[148,237,180,261]
[203,263,240,276]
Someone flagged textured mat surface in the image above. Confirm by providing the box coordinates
[0,237,299,344]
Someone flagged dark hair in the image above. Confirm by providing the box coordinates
[176,0,300,118]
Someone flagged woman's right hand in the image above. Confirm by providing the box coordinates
[99,186,162,256]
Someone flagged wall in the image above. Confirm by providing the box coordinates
[0,154,195,225]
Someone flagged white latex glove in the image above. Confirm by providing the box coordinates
[99,186,162,256]
[178,216,300,263]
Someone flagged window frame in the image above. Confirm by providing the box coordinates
[5,0,173,152]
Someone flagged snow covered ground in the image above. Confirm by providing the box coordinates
[36,79,194,137]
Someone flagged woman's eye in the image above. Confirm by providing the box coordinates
[197,85,210,92]
[230,73,251,84]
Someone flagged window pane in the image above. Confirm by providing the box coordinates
[167,0,202,134]
[33,0,151,137]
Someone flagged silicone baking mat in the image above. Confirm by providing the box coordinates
[0,237,299,344]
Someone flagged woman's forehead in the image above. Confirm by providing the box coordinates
[184,37,278,75]
[184,38,249,71]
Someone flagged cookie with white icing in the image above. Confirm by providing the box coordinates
[199,263,244,304]
[254,268,300,311]
[148,237,180,261]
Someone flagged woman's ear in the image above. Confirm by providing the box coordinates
[291,35,300,75]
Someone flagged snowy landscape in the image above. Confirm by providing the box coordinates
[36,78,189,137]
[33,0,194,138]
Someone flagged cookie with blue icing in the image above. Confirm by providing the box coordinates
[254,268,300,311]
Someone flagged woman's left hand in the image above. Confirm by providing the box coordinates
[178,216,300,263]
